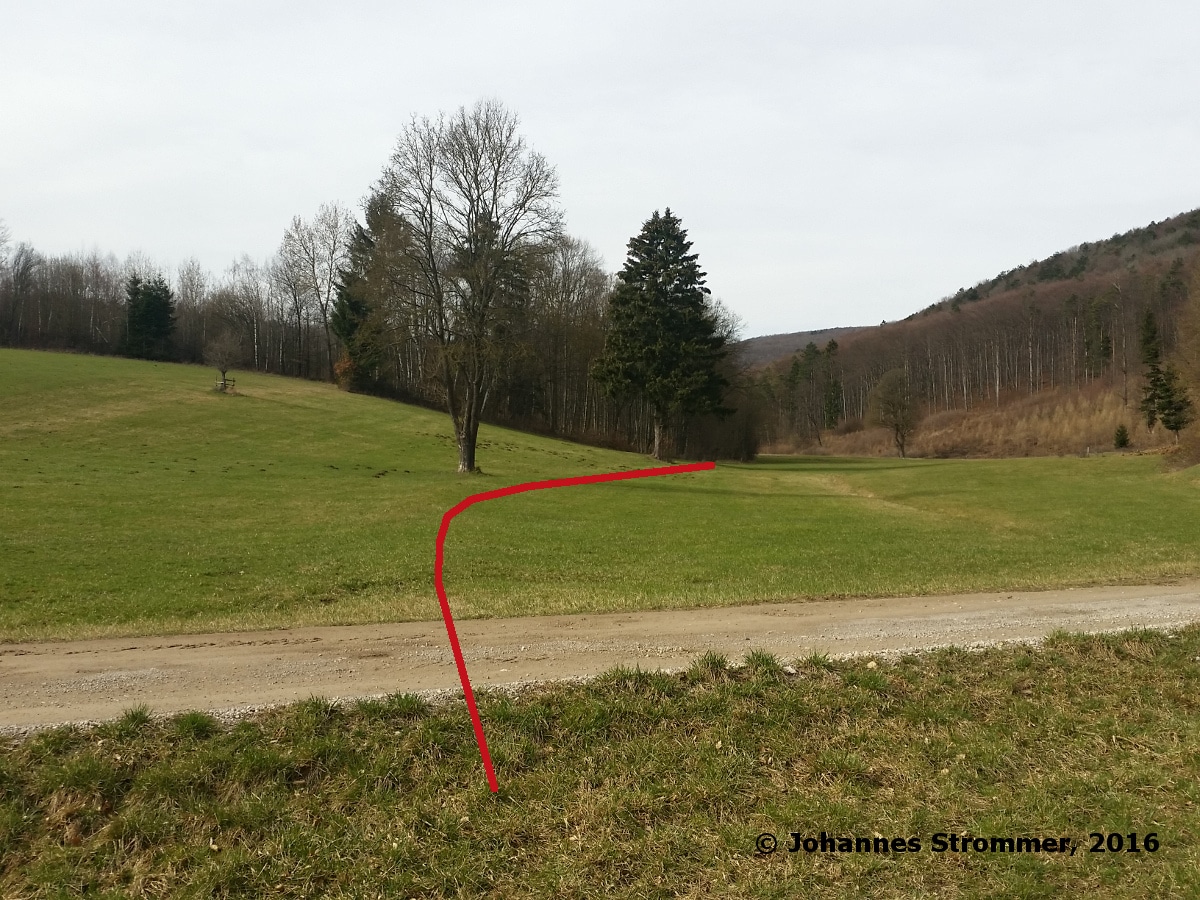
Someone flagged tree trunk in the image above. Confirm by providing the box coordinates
[453,373,483,474]
[457,421,477,473]
[652,411,665,461]
[323,321,335,383]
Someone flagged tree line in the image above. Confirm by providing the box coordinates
[0,209,354,384]
[0,101,751,470]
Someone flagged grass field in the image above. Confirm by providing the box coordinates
[3,348,1200,641]
[3,628,1197,897]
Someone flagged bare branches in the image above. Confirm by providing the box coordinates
[274,204,353,381]
[377,99,564,471]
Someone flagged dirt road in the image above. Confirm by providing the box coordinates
[4,581,1200,732]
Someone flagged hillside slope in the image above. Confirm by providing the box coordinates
[5,350,1200,641]
[752,207,1200,372]
[734,326,864,368]
[755,207,1200,455]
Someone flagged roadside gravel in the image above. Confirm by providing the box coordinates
[4,580,1199,734]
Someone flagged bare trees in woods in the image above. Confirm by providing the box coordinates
[175,258,208,357]
[276,204,353,381]
[378,99,563,472]
[2,242,42,345]
[524,236,610,434]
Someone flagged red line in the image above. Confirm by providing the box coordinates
[434,460,716,792]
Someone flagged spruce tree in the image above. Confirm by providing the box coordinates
[592,209,728,460]
[1157,366,1195,441]
[1139,309,1162,367]
[1141,367,1164,430]
[332,194,408,388]
[332,212,381,387]
[1135,310,1194,439]
[124,274,176,360]
[1139,309,1165,430]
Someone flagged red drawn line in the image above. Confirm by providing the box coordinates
[434,460,716,792]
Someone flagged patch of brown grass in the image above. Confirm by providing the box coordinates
[796,384,1189,458]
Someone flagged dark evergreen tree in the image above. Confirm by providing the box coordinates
[592,209,729,460]
[332,194,415,390]
[1141,367,1165,431]
[1113,424,1130,449]
[1157,366,1195,441]
[332,207,383,388]
[1139,309,1164,429]
[1139,309,1162,367]
[124,274,176,360]
[822,340,843,429]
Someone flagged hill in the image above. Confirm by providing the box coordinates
[5,349,1200,641]
[750,207,1200,372]
[733,326,864,368]
[755,207,1200,455]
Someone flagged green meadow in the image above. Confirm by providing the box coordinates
[2,347,1200,641]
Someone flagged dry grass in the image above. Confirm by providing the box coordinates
[796,384,1187,459]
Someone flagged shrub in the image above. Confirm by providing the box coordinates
[1114,424,1130,449]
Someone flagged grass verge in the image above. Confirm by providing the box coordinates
[2,627,1198,897]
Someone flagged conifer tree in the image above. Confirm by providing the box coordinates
[332,195,396,388]
[592,209,728,459]
[1157,366,1195,441]
[1135,309,1194,439]
[124,273,176,360]
[1139,309,1165,430]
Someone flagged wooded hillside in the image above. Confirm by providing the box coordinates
[754,208,1200,455]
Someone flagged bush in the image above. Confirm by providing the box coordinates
[1114,424,1131,449]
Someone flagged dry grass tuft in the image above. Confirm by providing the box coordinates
[803,384,1188,458]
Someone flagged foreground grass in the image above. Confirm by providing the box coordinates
[2,627,1198,897]
[3,348,1200,640]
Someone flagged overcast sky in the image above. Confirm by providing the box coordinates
[3,1,1199,338]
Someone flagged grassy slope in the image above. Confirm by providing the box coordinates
[3,348,1200,641]
[2,629,1198,898]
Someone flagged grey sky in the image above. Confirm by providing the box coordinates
[3,1,1199,338]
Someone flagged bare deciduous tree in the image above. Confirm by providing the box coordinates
[204,330,241,388]
[4,243,41,344]
[379,99,563,472]
[211,257,268,371]
[278,204,352,382]
[175,258,209,361]
[868,368,921,457]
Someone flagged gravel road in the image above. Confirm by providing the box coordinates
[4,581,1200,733]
